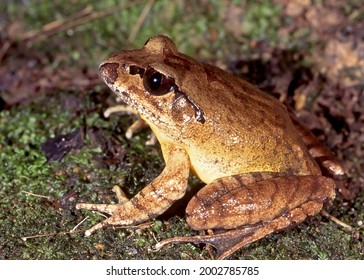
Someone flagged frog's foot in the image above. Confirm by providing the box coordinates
[77,185,129,211]
[155,200,326,259]
[76,199,147,237]
[124,118,156,144]
[104,104,146,139]
[76,185,131,236]
[103,104,156,144]
[76,208,117,237]
[76,145,191,237]
[75,202,123,236]
[154,226,257,259]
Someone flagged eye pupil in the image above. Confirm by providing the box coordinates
[143,67,175,96]
[149,72,162,91]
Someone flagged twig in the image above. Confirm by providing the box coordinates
[20,6,93,41]
[21,190,52,201]
[21,220,154,241]
[19,0,146,44]
[21,229,84,241]
[127,0,155,43]
[71,216,89,232]
[321,209,353,231]
[112,221,154,231]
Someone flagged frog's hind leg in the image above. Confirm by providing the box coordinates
[289,114,346,180]
[155,199,324,259]
[186,174,335,230]
[155,173,336,259]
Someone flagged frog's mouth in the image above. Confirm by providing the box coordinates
[108,84,130,104]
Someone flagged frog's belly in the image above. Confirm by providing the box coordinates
[188,144,320,184]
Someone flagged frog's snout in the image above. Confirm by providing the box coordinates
[99,62,119,85]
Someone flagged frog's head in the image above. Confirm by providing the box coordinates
[99,35,207,142]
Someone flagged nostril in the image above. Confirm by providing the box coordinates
[99,62,119,84]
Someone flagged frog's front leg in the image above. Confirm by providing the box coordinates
[155,172,336,259]
[76,144,190,236]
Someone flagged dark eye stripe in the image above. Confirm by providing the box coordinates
[129,65,145,77]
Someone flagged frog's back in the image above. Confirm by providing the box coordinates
[184,63,320,183]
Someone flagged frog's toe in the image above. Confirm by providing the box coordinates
[84,219,111,236]
[125,119,147,139]
[76,203,119,215]
[76,203,128,236]
[103,104,137,118]
[79,204,140,236]
[112,185,130,204]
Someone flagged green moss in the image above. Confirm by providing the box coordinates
[242,0,282,43]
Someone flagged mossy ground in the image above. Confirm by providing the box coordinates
[1,92,362,260]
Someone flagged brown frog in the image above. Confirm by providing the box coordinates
[76,35,346,259]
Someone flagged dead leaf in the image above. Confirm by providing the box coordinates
[41,128,84,162]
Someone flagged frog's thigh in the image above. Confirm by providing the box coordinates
[186,174,336,230]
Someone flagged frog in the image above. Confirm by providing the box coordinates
[76,35,346,259]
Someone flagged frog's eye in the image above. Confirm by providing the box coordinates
[143,67,175,96]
